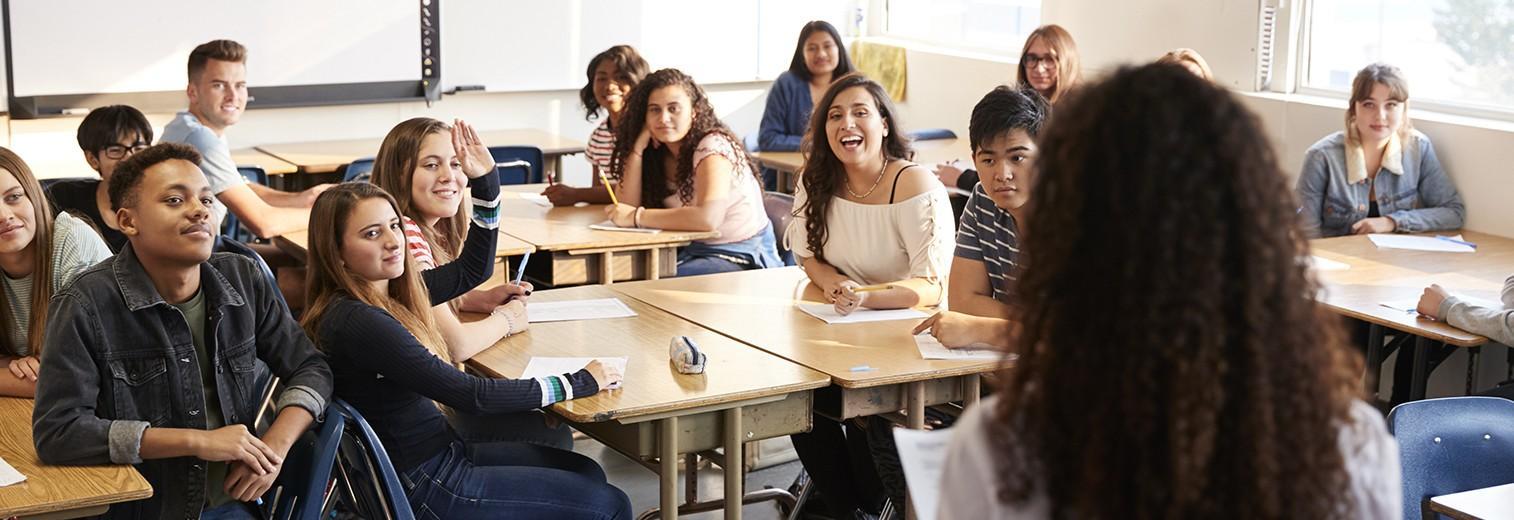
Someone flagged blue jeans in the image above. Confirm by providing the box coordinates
[446,408,573,451]
[199,501,257,520]
[402,440,631,519]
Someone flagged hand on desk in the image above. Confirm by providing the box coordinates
[493,300,530,335]
[1417,284,1450,320]
[584,359,623,392]
[1351,217,1396,235]
[8,355,39,381]
[832,280,868,316]
[605,203,638,227]
[542,184,583,206]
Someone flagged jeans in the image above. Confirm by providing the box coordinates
[676,255,750,277]
[402,440,631,520]
[199,501,258,520]
[446,408,574,451]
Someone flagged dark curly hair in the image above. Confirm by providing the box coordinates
[794,73,912,264]
[579,45,650,122]
[992,63,1363,519]
[607,68,757,206]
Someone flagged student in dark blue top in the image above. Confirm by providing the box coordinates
[300,182,630,519]
[46,105,153,252]
[758,20,854,153]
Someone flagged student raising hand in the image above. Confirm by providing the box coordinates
[451,119,495,179]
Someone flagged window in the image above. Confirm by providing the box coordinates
[1303,0,1514,116]
[885,0,1041,55]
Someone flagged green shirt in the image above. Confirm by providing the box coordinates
[170,288,233,509]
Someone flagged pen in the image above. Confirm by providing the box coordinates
[513,251,531,286]
[599,171,620,205]
[1435,235,1477,250]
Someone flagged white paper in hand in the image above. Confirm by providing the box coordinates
[796,302,928,324]
[0,454,25,487]
[914,334,1008,361]
[527,298,638,323]
[521,356,628,389]
[589,220,661,233]
[893,427,955,520]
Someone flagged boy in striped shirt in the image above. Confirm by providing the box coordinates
[914,86,1049,348]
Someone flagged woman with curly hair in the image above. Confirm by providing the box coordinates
[605,68,780,276]
[939,63,1400,519]
[542,45,651,206]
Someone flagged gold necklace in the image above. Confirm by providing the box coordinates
[845,158,889,199]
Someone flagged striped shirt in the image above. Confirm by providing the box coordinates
[954,183,1021,305]
[401,216,437,270]
[2,212,112,355]
[586,118,616,172]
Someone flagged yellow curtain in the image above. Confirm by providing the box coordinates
[849,40,908,101]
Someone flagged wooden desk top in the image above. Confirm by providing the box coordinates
[231,147,298,175]
[0,397,152,518]
[1310,230,1514,346]
[498,195,720,253]
[273,229,534,264]
[466,285,830,423]
[611,267,1003,389]
[754,138,972,173]
[257,129,587,174]
[1430,482,1514,520]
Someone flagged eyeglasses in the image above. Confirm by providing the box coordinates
[1023,53,1058,69]
[101,143,149,160]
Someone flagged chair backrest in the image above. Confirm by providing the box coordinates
[330,400,416,520]
[907,128,957,141]
[344,157,376,183]
[267,408,345,520]
[488,146,544,185]
[762,191,796,266]
[225,167,269,243]
[1389,396,1514,520]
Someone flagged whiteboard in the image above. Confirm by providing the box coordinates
[442,0,855,92]
[7,0,418,97]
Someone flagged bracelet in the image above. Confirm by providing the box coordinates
[633,206,646,228]
[492,305,519,334]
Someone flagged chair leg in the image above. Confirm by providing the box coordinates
[786,471,813,520]
[1467,346,1482,395]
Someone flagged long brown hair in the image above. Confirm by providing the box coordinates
[1345,63,1413,146]
[370,117,467,264]
[301,182,448,364]
[1016,24,1081,104]
[793,73,912,264]
[0,147,55,357]
[607,68,758,206]
[993,63,1361,518]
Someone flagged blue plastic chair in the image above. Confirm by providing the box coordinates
[331,400,416,519]
[907,128,957,141]
[763,191,796,266]
[1388,396,1514,519]
[265,407,345,520]
[225,167,269,243]
[488,146,543,185]
[344,157,376,183]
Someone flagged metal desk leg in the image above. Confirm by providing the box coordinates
[1365,324,1385,396]
[1467,346,1482,395]
[1410,337,1432,401]
[964,374,981,408]
[724,408,743,520]
[661,416,679,520]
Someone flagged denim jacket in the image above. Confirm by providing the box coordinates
[1296,130,1465,238]
[32,244,332,520]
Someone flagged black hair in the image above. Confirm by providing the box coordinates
[787,21,854,82]
[109,143,202,210]
[968,85,1050,152]
[76,105,154,153]
[579,45,651,122]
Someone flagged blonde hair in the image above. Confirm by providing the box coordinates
[1017,24,1082,104]
[301,182,449,365]
[1157,48,1214,81]
[0,147,54,357]
[370,117,468,265]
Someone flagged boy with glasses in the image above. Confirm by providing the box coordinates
[48,105,154,252]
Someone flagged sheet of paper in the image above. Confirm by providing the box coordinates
[1308,255,1351,271]
[0,454,25,487]
[1368,233,1475,253]
[520,356,628,389]
[516,192,553,207]
[589,220,661,234]
[914,334,1010,361]
[1385,295,1505,315]
[893,427,955,520]
[528,298,638,323]
[796,302,928,324]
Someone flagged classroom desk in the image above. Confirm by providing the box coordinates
[255,129,586,179]
[0,397,153,519]
[611,267,1002,427]
[230,147,298,175]
[754,138,972,193]
[496,185,721,286]
[1429,482,1514,520]
[1310,230,1514,399]
[272,228,534,267]
[466,285,830,520]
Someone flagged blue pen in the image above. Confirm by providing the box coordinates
[513,251,531,286]
[1435,236,1478,250]
[850,365,877,372]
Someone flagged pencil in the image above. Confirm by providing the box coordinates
[599,171,620,205]
[853,284,893,293]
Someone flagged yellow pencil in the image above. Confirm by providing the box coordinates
[853,284,894,293]
[599,171,620,205]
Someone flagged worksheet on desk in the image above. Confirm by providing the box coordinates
[527,298,638,323]
[796,302,928,324]
[1368,234,1475,253]
[521,357,628,389]
[0,454,24,486]
[914,334,1009,361]
[589,220,662,234]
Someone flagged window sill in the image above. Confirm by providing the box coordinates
[1242,91,1514,134]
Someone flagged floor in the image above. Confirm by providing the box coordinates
[573,437,805,520]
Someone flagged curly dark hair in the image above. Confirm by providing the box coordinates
[578,45,650,122]
[794,73,912,264]
[992,63,1363,519]
[607,68,757,206]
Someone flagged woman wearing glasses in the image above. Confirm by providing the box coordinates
[47,105,154,252]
